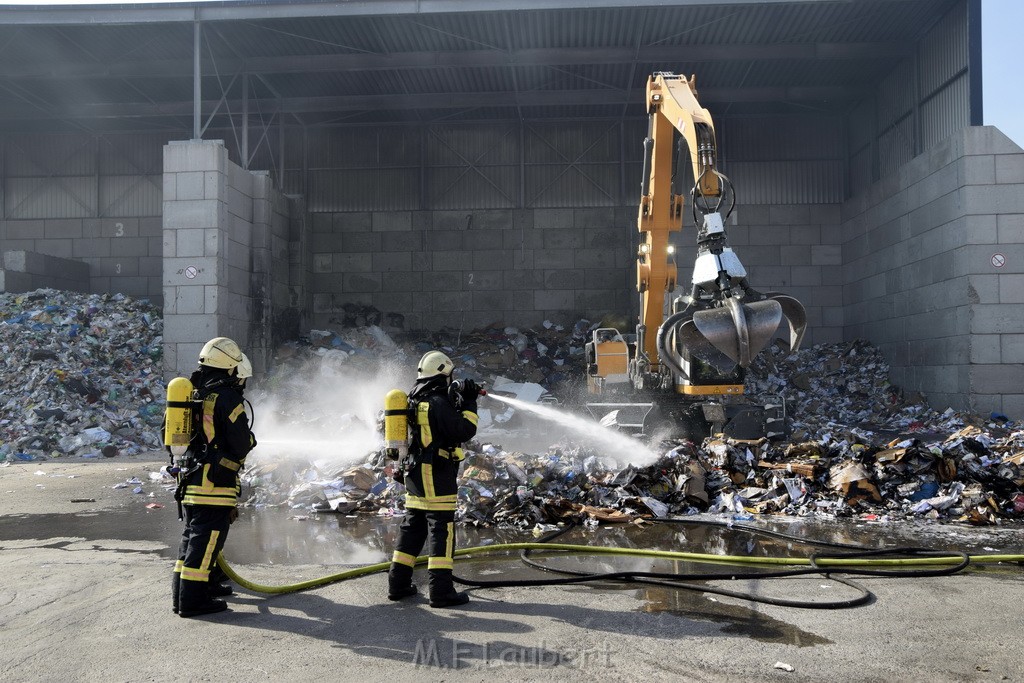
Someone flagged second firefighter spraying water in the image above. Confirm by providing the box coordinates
[385,350,483,608]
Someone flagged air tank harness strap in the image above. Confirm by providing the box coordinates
[172,444,208,511]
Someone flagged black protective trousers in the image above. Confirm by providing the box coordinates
[390,455,459,596]
[393,508,457,568]
[175,505,232,607]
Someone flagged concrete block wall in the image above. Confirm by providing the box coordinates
[311,207,632,332]
[841,126,1024,417]
[0,216,162,301]
[309,203,840,346]
[0,250,90,293]
[162,139,293,379]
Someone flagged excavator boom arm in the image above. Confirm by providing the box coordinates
[637,73,719,367]
[634,72,806,386]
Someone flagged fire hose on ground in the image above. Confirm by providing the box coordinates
[216,518,1024,610]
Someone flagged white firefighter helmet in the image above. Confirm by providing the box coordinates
[236,353,253,380]
[417,350,454,380]
[199,337,244,371]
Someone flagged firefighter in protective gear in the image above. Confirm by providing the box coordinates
[172,337,257,618]
[388,350,479,608]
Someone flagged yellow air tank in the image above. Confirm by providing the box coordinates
[163,376,196,456]
[383,389,410,458]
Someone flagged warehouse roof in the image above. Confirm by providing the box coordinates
[0,0,963,132]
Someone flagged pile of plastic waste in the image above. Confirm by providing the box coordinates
[0,288,165,462]
[0,289,1017,527]
[240,330,1023,527]
[283,316,593,394]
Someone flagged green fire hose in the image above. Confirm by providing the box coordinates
[216,519,1024,609]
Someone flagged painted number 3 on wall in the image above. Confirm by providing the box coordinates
[115,222,125,237]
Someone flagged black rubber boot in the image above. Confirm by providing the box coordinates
[208,583,233,597]
[172,572,181,614]
[207,564,233,597]
[428,570,469,608]
[388,563,418,601]
[178,579,229,618]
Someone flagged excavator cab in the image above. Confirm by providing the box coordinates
[585,327,631,394]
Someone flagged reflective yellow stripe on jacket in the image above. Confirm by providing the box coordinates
[406,462,457,511]
[182,463,240,506]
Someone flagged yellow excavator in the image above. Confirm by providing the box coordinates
[586,73,807,439]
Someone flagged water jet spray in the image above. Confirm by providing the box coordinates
[485,393,660,467]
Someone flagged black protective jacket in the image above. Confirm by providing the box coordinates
[181,375,256,507]
[404,379,478,511]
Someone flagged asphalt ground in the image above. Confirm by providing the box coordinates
[1,453,1023,683]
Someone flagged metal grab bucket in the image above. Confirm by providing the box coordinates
[661,294,807,375]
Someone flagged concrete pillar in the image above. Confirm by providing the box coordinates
[162,139,231,379]
[162,139,298,380]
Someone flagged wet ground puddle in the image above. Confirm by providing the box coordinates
[2,504,1021,647]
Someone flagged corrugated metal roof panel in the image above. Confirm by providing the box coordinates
[304,127,420,169]
[0,0,971,174]
[525,163,618,208]
[428,166,518,210]
[641,1,953,46]
[877,58,916,129]
[100,175,161,217]
[511,7,643,50]
[919,1,968,96]
[524,121,620,164]
[720,116,844,161]
[4,176,96,219]
[373,13,508,53]
[99,134,166,175]
[727,160,844,205]
[307,168,421,211]
[64,23,194,62]
[514,63,633,92]
[210,17,382,58]
[519,104,639,121]
[426,123,519,166]
[921,72,969,149]
[878,116,915,171]
[5,133,95,176]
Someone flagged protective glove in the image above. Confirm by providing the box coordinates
[228,507,239,524]
[460,379,480,401]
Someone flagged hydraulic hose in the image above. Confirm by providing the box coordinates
[216,517,1024,608]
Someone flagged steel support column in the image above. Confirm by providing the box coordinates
[242,73,249,169]
[278,100,284,188]
[193,19,201,140]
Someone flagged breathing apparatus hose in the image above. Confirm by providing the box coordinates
[216,516,1023,608]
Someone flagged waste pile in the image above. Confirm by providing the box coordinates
[284,315,593,394]
[0,290,1017,528]
[242,327,1023,527]
[0,288,165,463]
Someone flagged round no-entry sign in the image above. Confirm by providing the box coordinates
[991,253,1005,268]
[185,265,199,279]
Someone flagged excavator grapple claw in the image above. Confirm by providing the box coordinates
[692,297,782,369]
[659,294,807,376]
[764,292,807,353]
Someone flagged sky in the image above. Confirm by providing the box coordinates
[982,0,1023,146]
[0,0,1019,146]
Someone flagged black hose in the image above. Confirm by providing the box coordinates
[451,518,973,610]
